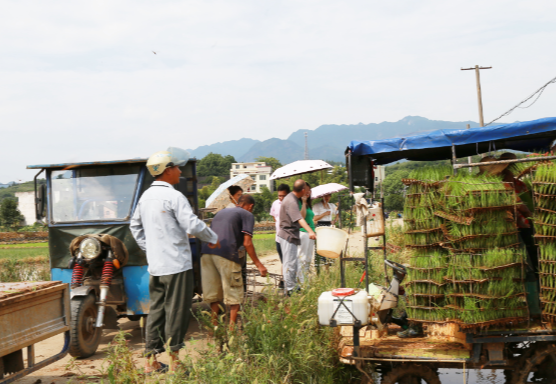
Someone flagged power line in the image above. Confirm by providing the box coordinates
[485,74,556,127]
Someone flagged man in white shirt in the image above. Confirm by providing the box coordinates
[131,150,219,374]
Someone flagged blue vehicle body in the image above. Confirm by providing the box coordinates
[27,158,200,316]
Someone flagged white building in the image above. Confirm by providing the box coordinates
[15,191,37,225]
[230,162,274,193]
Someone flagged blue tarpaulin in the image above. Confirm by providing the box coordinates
[348,117,556,165]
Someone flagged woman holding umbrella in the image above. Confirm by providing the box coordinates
[312,194,338,227]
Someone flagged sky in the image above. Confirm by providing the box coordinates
[1,0,556,182]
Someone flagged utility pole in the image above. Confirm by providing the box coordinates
[461,65,492,127]
[304,132,309,160]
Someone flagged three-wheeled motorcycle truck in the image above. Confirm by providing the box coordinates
[319,117,556,383]
[26,156,201,358]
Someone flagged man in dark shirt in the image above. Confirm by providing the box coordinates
[201,194,268,325]
[277,179,317,294]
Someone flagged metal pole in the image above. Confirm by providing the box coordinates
[382,196,389,285]
[452,144,458,176]
[347,151,353,191]
[363,204,369,293]
[467,124,472,172]
[338,193,342,229]
[454,155,556,169]
[340,250,345,288]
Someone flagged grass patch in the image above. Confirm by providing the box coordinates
[0,257,50,282]
[0,247,50,260]
[253,233,276,240]
[253,233,278,256]
[102,259,375,383]
[0,242,48,249]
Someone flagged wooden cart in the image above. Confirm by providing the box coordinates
[0,281,70,383]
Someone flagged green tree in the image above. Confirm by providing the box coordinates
[198,176,225,208]
[252,186,276,222]
[382,169,411,211]
[198,153,237,177]
[0,198,24,229]
[254,156,282,172]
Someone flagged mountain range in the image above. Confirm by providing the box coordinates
[187,116,481,164]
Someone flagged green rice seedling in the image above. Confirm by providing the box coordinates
[407,295,445,307]
[536,196,556,211]
[406,267,446,284]
[409,166,453,183]
[410,253,448,269]
[404,231,443,246]
[405,282,444,295]
[539,243,556,262]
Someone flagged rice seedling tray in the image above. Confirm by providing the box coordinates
[402,179,444,188]
[446,292,525,300]
[406,267,446,284]
[434,210,474,225]
[404,227,443,234]
[536,206,556,215]
[458,316,529,329]
[441,243,522,253]
[445,264,522,281]
[407,295,445,307]
[448,250,525,268]
[405,306,453,322]
[406,243,444,249]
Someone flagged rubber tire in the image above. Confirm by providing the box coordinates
[512,343,556,384]
[381,365,441,384]
[69,294,102,358]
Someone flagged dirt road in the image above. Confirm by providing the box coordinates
[15,254,284,383]
[14,227,388,383]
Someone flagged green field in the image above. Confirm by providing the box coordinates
[0,234,278,261]
[0,242,48,249]
[253,233,277,256]
[0,247,50,261]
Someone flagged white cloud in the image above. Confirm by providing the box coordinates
[1,0,556,181]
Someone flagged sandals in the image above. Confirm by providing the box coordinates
[145,362,169,375]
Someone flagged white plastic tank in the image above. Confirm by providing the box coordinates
[318,288,370,326]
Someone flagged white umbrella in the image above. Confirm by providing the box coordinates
[269,160,333,180]
[205,174,255,212]
[311,183,348,199]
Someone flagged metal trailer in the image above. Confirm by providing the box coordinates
[338,117,556,383]
[0,281,70,383]
[25,157,201,359]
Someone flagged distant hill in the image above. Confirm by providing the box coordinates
[238,138,304,164]
[187,138,260,160]
[187,116,481,164]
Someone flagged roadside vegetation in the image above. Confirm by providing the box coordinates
[99,223,407,384]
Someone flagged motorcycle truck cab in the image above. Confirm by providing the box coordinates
[27,157,200,358]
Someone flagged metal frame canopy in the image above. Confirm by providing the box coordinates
[27,158,149,170]
[347,117,556,165]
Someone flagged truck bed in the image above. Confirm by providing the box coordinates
[336,324,471,364]
[0,281,70,358]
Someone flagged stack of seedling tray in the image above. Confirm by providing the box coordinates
[532,161,556,322]
[405,249,449,322]
[404,167,451,322]
[440,173,528,327]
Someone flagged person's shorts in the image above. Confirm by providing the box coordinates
[201,254,243,305]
